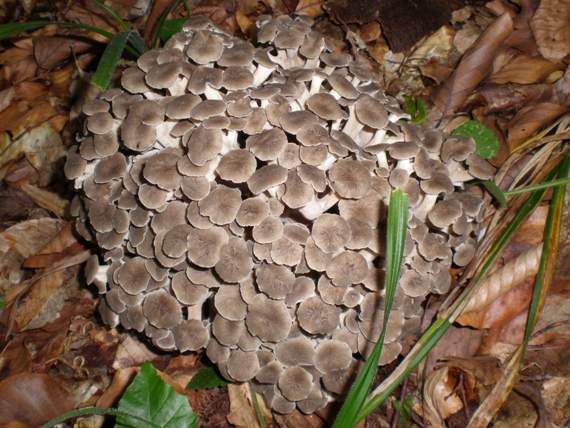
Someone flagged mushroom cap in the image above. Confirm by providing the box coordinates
[212,315,244,346]
[247,164,288,195]
[214,284,247,320]
[172,319,210,352]
[326,251,368,287]
[256,262,295,299]
[117,257,150,294]
[428,199,463,228]
[246,294,292,342]
[143,289,182,329]
[187,226,228,267]
[311,214,351,254]
[306,93,346,120]
[298,296,341,335]
[186,30,224,64]
[198,186,242,225]
[252,215,284,244]
[274,336,316,366]
[186,127,223,166]
[214,237,253,283]
[246,128,288,161]
[355,95,389,129]
[278,366,313,401]
[328,159,372,199]
[227,350,260,382]
[315,340,353,374]
[171,271,209,305]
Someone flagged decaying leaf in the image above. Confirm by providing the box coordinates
[530,0,570,63]
[295,0,326,18]
[0,373,75,426]
[458,244,542,320]
[507,102,569,150]
[489,49,563,85]
[422,366,465,425]
[0,218,67,258]
[433,13,513,118]
[227,383,270,428]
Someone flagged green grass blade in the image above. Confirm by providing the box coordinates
[91,30,131,90]
[250,385,268,428]
[0,21,54,39]
[89,0,129,30]
[127,31,148,55]
[357,165,561,422]
[333,189,408,428]
[151,0,181,48]
[502,176,570,197]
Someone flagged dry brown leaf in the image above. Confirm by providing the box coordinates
[408,26,456,85]
[96,367,138,409]
[542,376,570,422]
[458,244,542,318]
[433,13,513,118]
[235,10,257,38]
[423,366,465,425]
[0,373,75,426]
[0,218,66,258]
[236,0,259,15]
[529,292,570,346]
[507,102,569,149]
[227,383,265,428]
[23,221,82,268]
[14,269,65,331]
[295,0,325,18]
[530,0,570,63]
[19,184,69,218]
[489,50,563,85]
[437,356,504,386]
[32,37,92,71]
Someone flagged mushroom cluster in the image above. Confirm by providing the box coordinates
[65,15,491,414]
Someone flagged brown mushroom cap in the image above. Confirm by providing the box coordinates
[326,251,368,287]
[247,164,288,195]
[236,198,269,227]
[252,215,284,244]
[117,257,150,294]
[278,366,313,401]
[214,237,253,283]
[274,335,316,366]
[246,294,292,342]
[198,186,242,225]
[314,340,352,374]
[172,319,210,352]
[171,271,209,305]
[186,30,224,64]
[328,159,372,199]
[256,262,295,299]
[214,284,247,320]
[143,289,182,329]
[187,226,228,267]
[298,296,341,335]
[227,350,260,382]
[311,214,351,254]
[212,315,244,346]
[216,149,257,183]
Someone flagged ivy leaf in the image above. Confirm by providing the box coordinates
[452,120,499,159]
[402,94,426,124]
[186,362,229,391]
[393,395,413,427]
[117,360,197,428]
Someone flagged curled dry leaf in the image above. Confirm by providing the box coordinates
[422,365,466,425]
[433,13,513,118]
[457,243,542,322]
[489,49,563,85]
[530,0,570,63]
[0,218,67,258]
[295,0,326,18]
[507,102,569,150]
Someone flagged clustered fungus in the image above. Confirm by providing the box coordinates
[67,15,491,414]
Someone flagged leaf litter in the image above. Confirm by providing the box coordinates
[1,0,570,426]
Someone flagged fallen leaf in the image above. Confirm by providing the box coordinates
[0,373,75,426]
[0,45,37,87]
[0,218,66,258]
[32,37,92,71]
[422,366,465,424]
[19,184,69,219]
[433,13,513,118]
[489,49,563,84]
[295,0,325,18]
[236,0,259,15]
[530,0,570,63]
[507,102,568,149]
[227,383,264,428]
[437,356,504,386]
[14,269,65,331]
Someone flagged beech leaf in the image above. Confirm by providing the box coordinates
[186,363,229,391]
[117,361,197,428]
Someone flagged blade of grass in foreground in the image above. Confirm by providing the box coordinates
[468,151,570,427]
[333,189,408,428]
[356,164,561,423]
[91,31,133,90]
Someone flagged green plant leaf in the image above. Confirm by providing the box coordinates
[393,394,413,426]
[402,94,426,124]
[89,0,129,30]
[159,18,188,43]
[333,189,409,428]
[185,362,229,391]
[117,360,197,428]
[151,0,183,48]
[481,180,507,207]
[91,31,132,91]
[452,120,499,159]
[0,21,54,39]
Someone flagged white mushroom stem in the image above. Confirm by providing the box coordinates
[375,150,390,171]
[74,163,96,189]
[220,130,239,155]
[309,74,325,94]
[396,159,414,175]
[446,160,473,184]
[413,193,439,222]
[186,293,211,320]
[253,64,275,86]
[341,104,364,140]
[155,121,180,148]
[169,77,188,96]
[203,85,223,100]
[299,192,340,220]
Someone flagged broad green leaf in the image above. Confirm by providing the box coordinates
[392,395,413,426]
[91,31,132,91]
[333,189,408,428]
[159,18,188,43]
[402,94,426,124]
[117,360,197,428]
[452,120,499,159]
[481,180,507,207]
[185,363,229,391]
